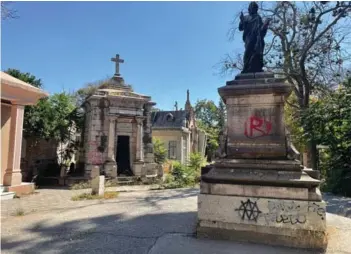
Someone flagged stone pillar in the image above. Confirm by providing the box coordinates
[135,117,144,161]
[3,105,24,186]
[104,117,118,178]
[143,103,155,163]
[107,117,117,162]
[197,73,327,250]
[141,102,159,177]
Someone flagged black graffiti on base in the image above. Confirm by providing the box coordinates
[276,214,306,224]
[235,199,262,222]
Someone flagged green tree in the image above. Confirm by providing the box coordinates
[187,152,206,180]
[194,99,226,161]
[153,138,167,165]
[5,69,82,169]
[302,77,351,196]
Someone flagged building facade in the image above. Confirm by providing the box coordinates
[80,55,160,178]
[151,90,207,164]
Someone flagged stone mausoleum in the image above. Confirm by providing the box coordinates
[81,54,160,179]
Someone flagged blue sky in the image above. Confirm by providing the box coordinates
[1,1,247,110]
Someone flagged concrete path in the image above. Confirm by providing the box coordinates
[1,188,351,254]
[0,185,160,219]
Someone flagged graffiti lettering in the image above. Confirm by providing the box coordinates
[308,202,325,220]
[261,200,307,225]
[244,116,272,139]
[276,214,306,224]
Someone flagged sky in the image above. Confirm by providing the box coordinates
[1,1,248,110]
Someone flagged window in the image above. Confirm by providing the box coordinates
[168,141,177,159]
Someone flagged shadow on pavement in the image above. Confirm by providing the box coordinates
[1,211,197,254]
[323,193,351,218]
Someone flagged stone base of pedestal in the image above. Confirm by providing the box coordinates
[197,158,327,250]
[197,193,327,250]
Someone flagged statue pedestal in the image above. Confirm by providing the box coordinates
[197,73,327,250]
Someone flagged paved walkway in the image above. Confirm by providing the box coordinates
[1,185,160,219]
[1,186,350,219]
[1,188,351,254]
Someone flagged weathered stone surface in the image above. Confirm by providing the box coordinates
[197,221,327,250]
[82,56,159,179]
[201,167,320,189]
[91,175,105,196]
[219,82,291,97]
[213,159,303,171]
[197,194,327,249]
[104,162,117,178]
[218,80,291,159]
[200,182,309,200]
[198,194,326,230]
[90,165,100,178]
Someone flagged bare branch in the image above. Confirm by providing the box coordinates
[1,2,19,20]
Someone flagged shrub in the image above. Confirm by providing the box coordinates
[158,161,198,189]
[153,138,167,164]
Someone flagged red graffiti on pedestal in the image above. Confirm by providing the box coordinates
[244,116,272,139]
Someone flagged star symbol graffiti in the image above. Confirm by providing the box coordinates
[235,199,262,222]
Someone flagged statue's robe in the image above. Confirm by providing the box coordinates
[239,13,268,73]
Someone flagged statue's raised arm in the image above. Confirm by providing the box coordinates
[239,2,270,73]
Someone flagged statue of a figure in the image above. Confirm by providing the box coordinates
[239,2,270,73]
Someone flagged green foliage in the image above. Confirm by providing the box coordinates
[284,93,307,152]
[188,152,206,172]
[161,160,200,189]
[171,161,197,186]
[5,69,83,170]
[5,68,42,88]
[153,138,167,164]
[194,99,226,161]
[302,78,351,196]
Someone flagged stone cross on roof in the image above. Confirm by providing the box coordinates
[111,54,124,76]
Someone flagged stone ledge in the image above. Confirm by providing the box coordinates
[7,182,35,195]
[200,182,310,201]
[201,168,320,188]
[197,222,327,250]
[234,72,275,80]
[218,82,291,98]
[213,159,303,171]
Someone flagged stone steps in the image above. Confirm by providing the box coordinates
[1,191,15,200]
[0,185,15,200]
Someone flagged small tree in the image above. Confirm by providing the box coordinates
[153,138,167,165]
[194,99,227,161]
[302,77,351,196]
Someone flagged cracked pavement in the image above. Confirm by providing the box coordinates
[1,188,351,254]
